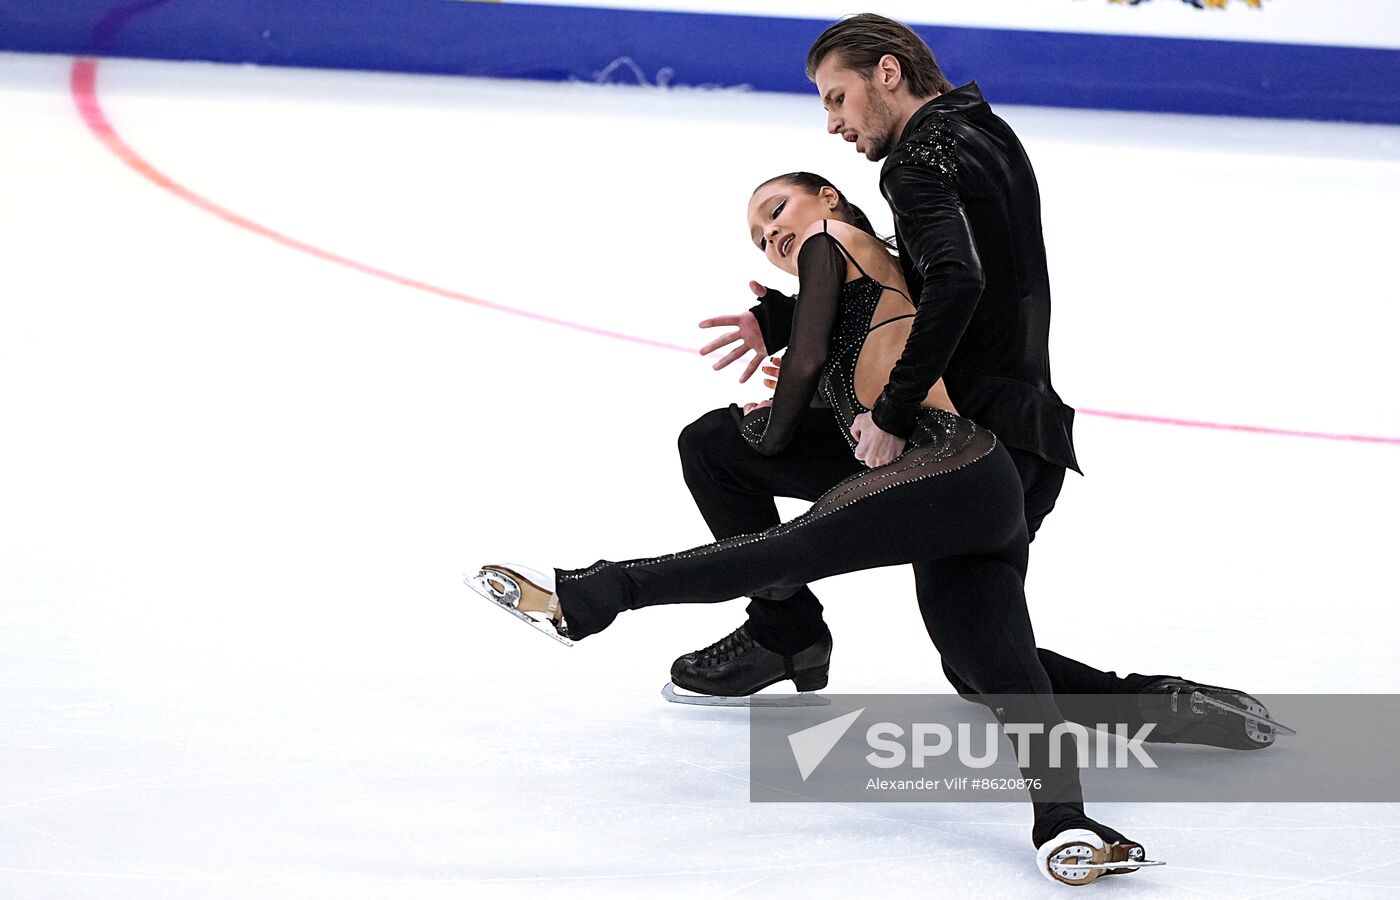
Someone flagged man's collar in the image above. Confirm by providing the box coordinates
[896,82,986,146]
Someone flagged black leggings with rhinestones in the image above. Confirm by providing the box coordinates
[555,428,1088,834]
[557,426,1018,637]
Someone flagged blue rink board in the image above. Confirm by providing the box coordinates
[2,0,1397,124]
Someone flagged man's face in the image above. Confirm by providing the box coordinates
[814,56,900,162]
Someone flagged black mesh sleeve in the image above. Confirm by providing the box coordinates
[738,232,845,456]
[873,163,985,438]
[748,288,796,353]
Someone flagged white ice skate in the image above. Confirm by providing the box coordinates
[1036,829,1163,886]
[660,682,831,707]
[465,564,573,646]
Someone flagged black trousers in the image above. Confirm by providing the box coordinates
[675,404,1165,712]
[556,429,1088,830]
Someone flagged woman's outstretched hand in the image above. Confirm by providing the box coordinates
[698,282,771,383]
[850,411,907,468]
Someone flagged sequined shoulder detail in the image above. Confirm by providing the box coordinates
[890,115,956,178]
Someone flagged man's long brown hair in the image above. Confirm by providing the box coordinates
[806,13,954,98]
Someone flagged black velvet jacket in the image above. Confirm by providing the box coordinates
[751,83,1080,473]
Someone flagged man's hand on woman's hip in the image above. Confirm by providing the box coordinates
[850,411,907,468]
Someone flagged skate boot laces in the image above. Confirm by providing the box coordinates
[691,627,756,666]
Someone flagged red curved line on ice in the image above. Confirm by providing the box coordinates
[68,58,689,354]
[70,58,1400,447]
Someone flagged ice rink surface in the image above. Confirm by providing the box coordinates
[2,50,1400,898]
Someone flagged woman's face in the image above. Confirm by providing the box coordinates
[747,182,839,277]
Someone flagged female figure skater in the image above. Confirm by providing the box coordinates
[468,173,1161,885]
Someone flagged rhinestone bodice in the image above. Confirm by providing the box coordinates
[820,275,963,454]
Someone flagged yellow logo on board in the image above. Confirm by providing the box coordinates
[1106,0,1265,8]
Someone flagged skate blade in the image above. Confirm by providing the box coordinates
[661,682,830,707]
[1197,693,1296,736]
[1069,859,1165,872]
[1045,839,1164,885]
[464,571,573,647]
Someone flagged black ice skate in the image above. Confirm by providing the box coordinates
[663,626,832,707]
[465,564,573,646]
[1036,828,1163,886]
[1138,677,1294,749]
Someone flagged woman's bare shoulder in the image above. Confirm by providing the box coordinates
[798,218,835,243]
[799,217,879,252]
[821,219,899,272]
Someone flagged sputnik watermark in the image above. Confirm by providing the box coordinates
[785,707,1155,783]
[754,694,1400,803]
[864,721,1158,771]
[749,694,1243,803]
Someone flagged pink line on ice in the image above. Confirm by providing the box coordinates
[69,58,1400,447]
[69,58,689,355]
[1076,408,1399,445]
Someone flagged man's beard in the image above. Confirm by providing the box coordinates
[861,82,899,161]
